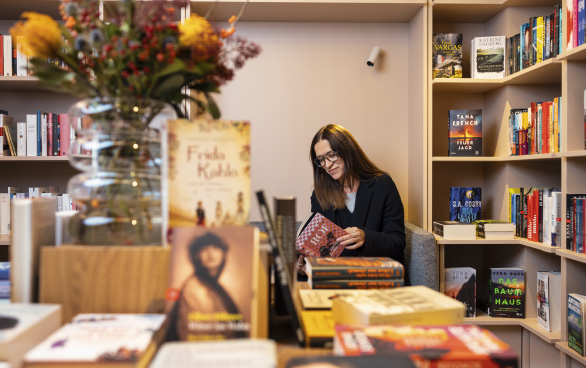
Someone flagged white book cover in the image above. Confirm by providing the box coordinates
[536,271,550,331]
[41,113,47,156]
[545,271,562,333]
[150,339,277,368]
[552,191,562,247]
[16,122,26,156]
[15,36,27,76]
[3,36,11,77]
[24,314,166,364]
[61,193,70,211]
[471,36,506,79]
[11,197,56,303]
[543,189,551,246]
[0,303,61,368]
[25,114,37,157]
[0,194,9,235]
[299,289,364,310]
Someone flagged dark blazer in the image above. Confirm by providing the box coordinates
[310,174,406,267]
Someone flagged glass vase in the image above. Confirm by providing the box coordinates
[66,98,176,245]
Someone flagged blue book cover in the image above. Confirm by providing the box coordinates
[450,187,481,223]
[579,0,585,46]
[576,198,584,253]
[568,294,584,356]
[0,262,10,280]
[36,110,41,156]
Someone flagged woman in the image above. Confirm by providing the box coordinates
[299,124,406,276]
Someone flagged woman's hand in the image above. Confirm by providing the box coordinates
[340,227,365,250]
[296,255,306,275]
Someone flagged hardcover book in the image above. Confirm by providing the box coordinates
[150,339,277,368]
[448,109,482,157]
[473,220,515,232]
[432,33,463,79]
[489,267,525,318]
[444,267,476,318]
[450,187,482,223]
[305,256,404,280]
[331,286,465,326]
[333,324,518,368]
[162,118,251,241]
[165,226,259,341]
[537,271,561,333]
[568,293,586,356]
[308,278,404,290]
[471,36,506,79]
[23,313,166,368]
[300,310,335,348]
[295,212,347,257]
[432,221,476,240]
[298,289,364,310]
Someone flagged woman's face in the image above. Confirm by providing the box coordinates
[314,139,344,182]
[198,244,225,271]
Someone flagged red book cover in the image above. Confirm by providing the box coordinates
[574,198,578,252]
[296,212,347,257]
[533,190,539,242]
[527,194,533,241]
[334,324,518,368]
[530,102,537,154]
[47,112,53,156]
[58,113,69,156]
[542,101,550,154]
[0,35,3,76]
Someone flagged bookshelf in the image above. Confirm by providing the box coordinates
[429,0,586,366]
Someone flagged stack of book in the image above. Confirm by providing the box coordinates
[473,220,515,240]
[304,257,404,290]
[432,220,476,240]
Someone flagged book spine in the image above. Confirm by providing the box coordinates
[310,267,404,280]
[59,114,70,156]
[52,113,59,156]
[41,112,47,156]
[3,36,11,76]
[26,114,36,157]
[310,279,404,290]
[47,113,53,157]
[16,122,26,156]
[432,222,444,237]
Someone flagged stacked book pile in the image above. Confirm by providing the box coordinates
[304,257,404,290]
[474,220,515,240]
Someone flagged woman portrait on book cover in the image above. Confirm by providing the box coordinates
[165,229,252,341]
[299,124,406,280]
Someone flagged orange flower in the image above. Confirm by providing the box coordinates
[10,12,63,58]
[179,14,220,61]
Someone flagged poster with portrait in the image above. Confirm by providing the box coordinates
[163,118,250,241]
[164,226,259,342]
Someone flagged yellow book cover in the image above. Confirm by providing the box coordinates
[163,118,250,233]
[536,16,544,63]
[331,286,465,326]
[165,226,259,342]
[300,310,335,348]
[508,187,521,223]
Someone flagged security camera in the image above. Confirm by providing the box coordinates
[367,46,381,67]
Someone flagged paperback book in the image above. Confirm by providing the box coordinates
[568,293,586,356]
[448,110,483,157]
[296,212,347,257]
[471,36,506,79]
[333,324,518,368]
[450,187,482,223]
[308,278,404,290]
[305,256,404,280]
[489,267,525,318]
[298,289,364,310]
[432,221,476,240]
[444,267,476,318]
[537,271,561,332]
[432,33,463,79]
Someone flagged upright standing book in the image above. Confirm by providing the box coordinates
[471,36,506,79]
[444,267,476,318]
[450,187,482,223]
[489,267,525,318]
[568,293,586,356]
[448,109,482,156]
[432,33,463,78]
[165,226,259,341]
[537,271,561,332]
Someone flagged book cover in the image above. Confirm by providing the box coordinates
[295,212,347,257]
[16,122,26,156]
[163,119,251,241]
[150,339,277,368]
[24,313,166,367]
[331,286,465,326]
[489,268,525,318]
[0,303,61,368]
[444,267,476,318]
[473,220,515,232]
[568,293,586,356]
[333,324,518,368]
[274,197,296,277]
[450,187,482,223]
[471,36,506,79]
[432,33,463,79]
[536,271,550,331]
[448,110,482,157]
[432,221,476,240]
[300,310,335,348]
[298,289,364,310]
[305,256,404,280]
[288,355,416,368]
[308,278,404,290]
[165,226,259,341]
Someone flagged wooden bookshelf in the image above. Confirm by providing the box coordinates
[0,235,8,246]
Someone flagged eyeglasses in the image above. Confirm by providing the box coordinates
[314,151,338,167]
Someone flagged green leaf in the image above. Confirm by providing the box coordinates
[205,93,221,119]
[150,74,186,99]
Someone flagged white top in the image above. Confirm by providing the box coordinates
[346,192,357,213]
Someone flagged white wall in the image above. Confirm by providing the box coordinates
[213,22,411,222]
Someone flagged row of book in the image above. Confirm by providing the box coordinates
[507,6,563,75]
[0,35,28,77]
[508,98,562,156]
[0,186,77,235]
[508,187,562,246]
[567,194,586,253]
[567,0,586,51]
[0,111,73,157]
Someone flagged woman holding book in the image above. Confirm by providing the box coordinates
[298,124,406,277]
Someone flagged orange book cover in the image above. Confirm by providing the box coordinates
[305,257,404,280]
[164,226,259,342]
[334,324,518,368]
[295,212,347,257]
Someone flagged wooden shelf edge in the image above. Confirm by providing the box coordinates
[555,249,586,264]
[431,153,560,162]
[556,342,586,364]
[0,157,71,162]
[521,318,561,344]
[0,235,9,246]
[436,237,558,253]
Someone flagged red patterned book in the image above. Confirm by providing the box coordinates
[296,212,347,257]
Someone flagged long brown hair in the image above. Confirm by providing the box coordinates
[310,124,386,210]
